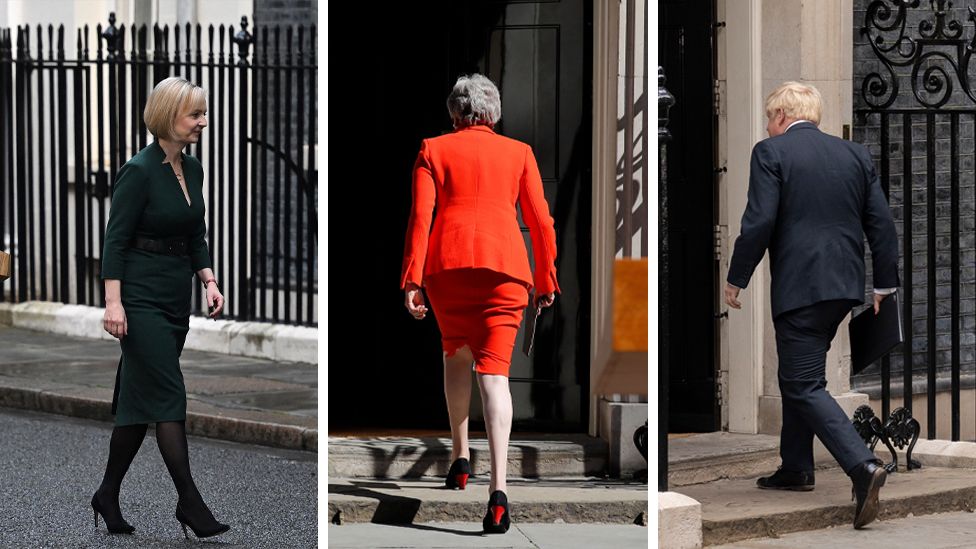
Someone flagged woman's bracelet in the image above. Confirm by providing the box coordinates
[203,278,218,288]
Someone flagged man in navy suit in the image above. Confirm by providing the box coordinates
[725,82,900,529]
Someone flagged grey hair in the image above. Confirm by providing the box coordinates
[447,74,501,128]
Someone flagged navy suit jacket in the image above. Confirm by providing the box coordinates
[727,122,900,318]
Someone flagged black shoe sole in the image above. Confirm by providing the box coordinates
[853,468,887,529]
[482,522,510,534]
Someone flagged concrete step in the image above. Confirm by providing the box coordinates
[327,477,648,525]
[668,432,780,487]
[674,466,976,546]
[668,432,840,487]
[328,433,610,479]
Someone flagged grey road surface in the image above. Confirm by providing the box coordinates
[0,407,317,548]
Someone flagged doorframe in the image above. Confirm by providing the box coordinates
[720,0,765,434]
[588,0,620,437]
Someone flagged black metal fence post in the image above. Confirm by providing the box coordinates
[74,27,87,306]
[659,66,675,492]
[14,26,28,303]
[233,17,252,321]
[0,29,8,297]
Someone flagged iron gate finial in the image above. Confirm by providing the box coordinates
[659,67,675,143]
[232,16,253,66]
[101,12,120,59]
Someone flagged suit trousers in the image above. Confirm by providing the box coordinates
[774,299,876,475]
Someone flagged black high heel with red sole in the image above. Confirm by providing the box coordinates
[445,457,471,490]
[482,490,510,534]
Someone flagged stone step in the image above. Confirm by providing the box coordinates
[674,466,976,546]
[328,433,611,479]
[668,432,780,487]
[327,477,648,525]
[668,432,841,487]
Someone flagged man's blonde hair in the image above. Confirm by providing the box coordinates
[764,81,822,125]
[143,77,207,140]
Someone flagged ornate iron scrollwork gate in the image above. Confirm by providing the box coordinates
[854,0,976,457]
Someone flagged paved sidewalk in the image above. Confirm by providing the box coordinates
[711,510,976,548]
[327,522,648,548]
[0,326,317,451]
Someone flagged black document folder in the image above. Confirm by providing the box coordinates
[522,303,541,356]
[849,292,904,375]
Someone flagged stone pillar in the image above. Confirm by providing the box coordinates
[659,492,703,549]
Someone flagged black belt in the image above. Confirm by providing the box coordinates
[131,236,189,256]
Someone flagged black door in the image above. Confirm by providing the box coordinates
[328,1,591,432]
[660,0,719,432]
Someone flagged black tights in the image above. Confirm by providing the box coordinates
[96,421,215,525]
[154,421,204,506]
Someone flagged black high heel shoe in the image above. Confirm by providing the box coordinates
[90,492,136,535]
[482,490,510,534]
[175,501,231,539]
[445,457,472,490]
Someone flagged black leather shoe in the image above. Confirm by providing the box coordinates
[756,469,815,491]
[851,460,887,529]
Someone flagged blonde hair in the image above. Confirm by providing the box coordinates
[764,81,822,125]
[143,77,208,140]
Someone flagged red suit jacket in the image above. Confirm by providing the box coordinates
[400,124,560,296]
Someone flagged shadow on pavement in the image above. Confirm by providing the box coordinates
[328,483,488,536]
[329,483,422,524]
[396,523,486,537]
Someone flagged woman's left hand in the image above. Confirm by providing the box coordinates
[537,292,555,308]
[207,283,224,319]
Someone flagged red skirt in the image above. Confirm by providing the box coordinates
[424,268,529,376]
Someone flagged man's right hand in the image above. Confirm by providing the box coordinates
[725,283,742,310]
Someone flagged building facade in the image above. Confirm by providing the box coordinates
[663,0,976,455]
[328,0,647,475]
[663,0,867,444]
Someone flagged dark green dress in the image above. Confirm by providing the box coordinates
[101,140,212,426]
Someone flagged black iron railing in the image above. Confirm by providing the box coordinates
[853,0,976,444]
[0,12,317,326]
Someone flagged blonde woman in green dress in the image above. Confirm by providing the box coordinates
[92,76,229,539]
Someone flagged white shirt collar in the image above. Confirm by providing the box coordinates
[786,119,814,131]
